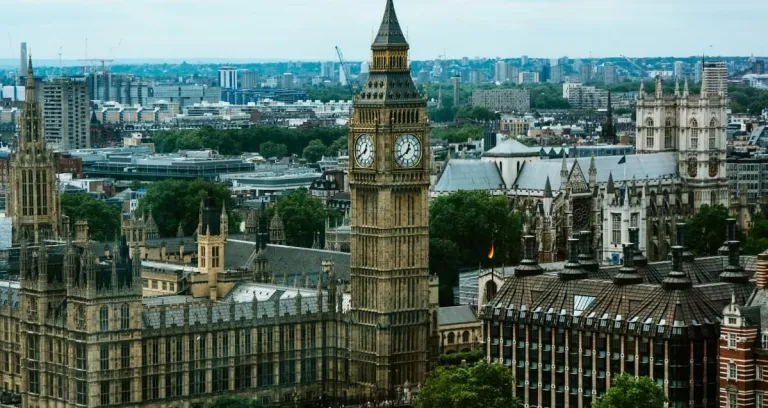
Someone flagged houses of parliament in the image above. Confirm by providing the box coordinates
[0,0,436,406]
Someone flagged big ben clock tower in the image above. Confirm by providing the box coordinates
[349,0,430,395]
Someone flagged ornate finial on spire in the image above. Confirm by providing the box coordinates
[683,78,690,97]
[654,75,663,98]
[607,172,615,194]
[543,176,553,198]
[26,55,35,90]
[674,78,680,96]
[639,81,645,96]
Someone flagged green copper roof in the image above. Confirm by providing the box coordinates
[372,0,408,49]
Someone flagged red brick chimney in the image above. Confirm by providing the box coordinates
[756,250,768,289]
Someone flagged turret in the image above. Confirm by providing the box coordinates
[654,75,663,98]
[588,154,597,187]
[559,155,568,190]
[269,209,286,245]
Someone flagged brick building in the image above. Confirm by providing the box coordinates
[719,251,768,408]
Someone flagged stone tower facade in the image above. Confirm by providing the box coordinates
[635,76,729,209]
[197,191,228,301]
[348,0,431,395]
[7,57,61,244]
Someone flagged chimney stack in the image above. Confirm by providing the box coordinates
[628,227,647,267]
[663,246,692,290]
[719,240,749,284]
[613,243,643,285]
[559,237,587,281]
[515,235,543,277]
[756,251,768,290]
[578,231,599,272]
[676,222,694,261]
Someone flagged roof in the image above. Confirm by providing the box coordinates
[438,305,478,326]
[372,0,408,49]
[264,244,351,282]
[434,159,505,192]
[484,138,541,157]
[514,152,678,191]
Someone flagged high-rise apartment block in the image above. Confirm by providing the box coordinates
[471,89,530,112]
[518,71,539,85]
[494,60,508,83]
[281,73,295,89]
[19,42,27,82]
[41,77,91,150]
[603,63,617,85]
[219,66,238,90]
[701,61,728,97]
[550,65,563,83]
[239,70,258,89]
[674,60,685,78]
[470,69,483,85]
[451,76,461,106]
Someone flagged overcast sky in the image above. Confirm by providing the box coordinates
[2,0,766,63]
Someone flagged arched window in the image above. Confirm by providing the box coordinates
[709,118,717,150]
[664,117,673,149]
[100,306,109,332]
[121,304,130,330]
[690,119,699,150]
[462,331,470,343]
[645,118,654,149]
[484,281,498,304]
[447,332,455,344]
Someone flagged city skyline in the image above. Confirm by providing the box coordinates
[2,0,766,63]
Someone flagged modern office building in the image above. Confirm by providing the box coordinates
[219,66,238,90]
[40,76,91,150]
[726,153,768,204]
[471,89,530,113]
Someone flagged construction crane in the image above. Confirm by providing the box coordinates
[78,58,114,75]
[620,55,646,78]
[335,46,356,96]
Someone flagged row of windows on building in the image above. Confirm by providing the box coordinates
[610,213,639,245]
[142,278,176,292]
[644,118,720,150]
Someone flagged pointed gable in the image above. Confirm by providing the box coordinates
[567,160,590,193]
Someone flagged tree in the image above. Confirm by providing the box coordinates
[683,204,737,256]
[432,124,484,143]
[326,136,348,157]
[456,106,499,121]
[430,191,523,306]
[135,179,240,238]
[744,205,768,255]
[414,362,521,408]
[303,139,328,163]
[206,396,261,408]
[593,373,667,408]
[259,141,288,159]
[272,189,330,248]
[60,193,122,241]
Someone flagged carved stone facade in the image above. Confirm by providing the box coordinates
[348,0,433,396]
[7,58,61,244]
[512,76,729,264]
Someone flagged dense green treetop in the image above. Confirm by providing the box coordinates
[430,191,523,305]
[259,141,288,159]
[135,179,240,238]
[270,189,339,248]
[683,204,743,257]
[151,126,347,156]
[303,139,329,163]
[431,124,484,143]
[414,362,521,408]
[593,374,667,408]
[61,193,122,241]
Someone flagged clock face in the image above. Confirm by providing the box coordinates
[354,134,374,168]
[394,134,422,168]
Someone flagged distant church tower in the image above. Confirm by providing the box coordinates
[7,57,61,244]
[636,75,729,209]
[349,0,431,394]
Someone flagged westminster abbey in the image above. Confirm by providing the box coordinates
[0,1,435,407]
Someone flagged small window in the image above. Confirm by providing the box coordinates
[728,361,737,379]
[727,317,737,325]
[100,306,109,332]
[758,365,764,380]
[120,304,130,330]
[758,392,764,408]
[762,333,768,349]
[728,390,737,408]
[728,333,737,349]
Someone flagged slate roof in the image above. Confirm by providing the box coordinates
[141,282,351,330]
[438,305,478,326]
[434,159,505,192]
[264,244,351,282]
[372,0,408,49]
[514,152,678,191]
[483,139,541,157]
